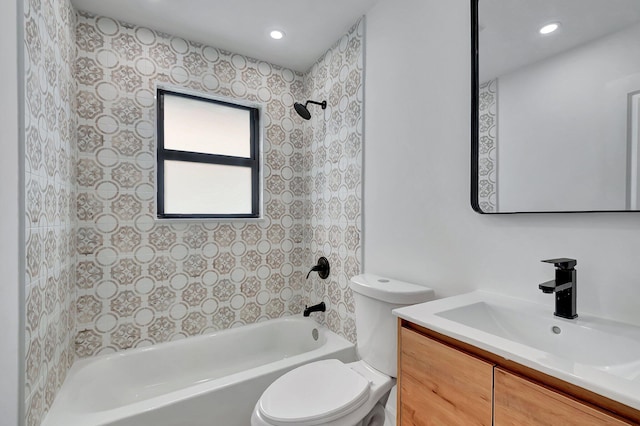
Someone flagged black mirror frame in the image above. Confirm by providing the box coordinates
[471,0,482,213]
[469,0,635,214]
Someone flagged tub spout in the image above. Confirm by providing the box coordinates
[303,302,326,317]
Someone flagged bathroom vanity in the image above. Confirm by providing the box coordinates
[394,292,640,425]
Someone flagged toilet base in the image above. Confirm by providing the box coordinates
[252,401,387,426]
[357,403,386,426]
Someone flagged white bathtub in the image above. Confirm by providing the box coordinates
[42,317,356,426]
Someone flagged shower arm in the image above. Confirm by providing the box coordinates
[305,100,327,109]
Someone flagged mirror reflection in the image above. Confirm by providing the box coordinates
[474,0,640,213]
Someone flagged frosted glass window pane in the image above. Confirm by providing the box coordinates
[164,95,251,158]
[164,161,252,214]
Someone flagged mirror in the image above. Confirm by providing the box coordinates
[472,0,640,213]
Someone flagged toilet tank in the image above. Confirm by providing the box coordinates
[349,274,435,378]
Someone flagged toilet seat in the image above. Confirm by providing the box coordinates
[258,359,371,426]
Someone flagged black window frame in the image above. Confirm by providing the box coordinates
[156,88,261,219]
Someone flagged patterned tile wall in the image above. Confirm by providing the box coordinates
[22,4,363,422]
[302,21,364,343]
[478,79,498,212]
[23,0,77,424]
[74,12,312,357]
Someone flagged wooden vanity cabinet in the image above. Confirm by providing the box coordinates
[399,326,493,425]
[494,368,629,425]
[397,320,640,426]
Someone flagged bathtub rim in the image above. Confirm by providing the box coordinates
[42,316,356,426]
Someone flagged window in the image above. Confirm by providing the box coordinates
[156,88,261,219]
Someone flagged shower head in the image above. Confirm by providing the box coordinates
[294,102,311,120]
[294,100,327,120]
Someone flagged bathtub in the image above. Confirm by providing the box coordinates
[42,317,356,426]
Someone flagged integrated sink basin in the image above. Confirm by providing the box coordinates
[393,291,640,410]
[436,301,640,371]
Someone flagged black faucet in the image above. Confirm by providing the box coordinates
[538,258,578,319]
[303,302,326,317]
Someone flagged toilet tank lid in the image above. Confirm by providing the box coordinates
[349,274,435,305]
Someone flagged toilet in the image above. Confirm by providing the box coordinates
[251,274,435,426]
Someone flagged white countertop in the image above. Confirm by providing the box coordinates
[393,290,640,411]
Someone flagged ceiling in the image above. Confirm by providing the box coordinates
[479,0,640,82]
[70,0,380,72]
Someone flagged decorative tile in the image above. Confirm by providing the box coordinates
[111,323,141,350]
[24,0,77,421]
[478,80,498,212]
[214,252,236,274]
[149,225,177,251]
[65,12,362,371]
[148,316,176,343]
[112,33,143,61]
[110,194,142,220]
[182,312,206,335]
[76,295,103,324]
[213,279,235,302]
[110,291,141,317]
[74,329,101,358]
[213,307,235,329]
[240,302,260,323]
[110,259,142,285]
[183,255,207,277]
[76,260,102,289]
[148,256,176,281]
[302,21,363,342]
[110,226,142,252]
[148,286,176,312]
[76,227,103,254]
[214,224,236,246]
[183,225,207,249]
[112,163,142,188]
[181,283,207,306]
[112,130,142,156]
[76,22,103,51]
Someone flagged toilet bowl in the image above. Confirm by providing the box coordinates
[251,359,390,426]
[251,274,435,426]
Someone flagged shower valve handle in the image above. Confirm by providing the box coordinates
[306,257,330,280]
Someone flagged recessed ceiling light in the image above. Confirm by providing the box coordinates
[539,23,560,35]
[270,30,285,40]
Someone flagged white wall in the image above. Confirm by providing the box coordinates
[364,0,640,326]
[0,0,23,424]
[497,23,640,212]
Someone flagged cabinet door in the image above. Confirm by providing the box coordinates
[494,368,632,425]
[398,327,494,426]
